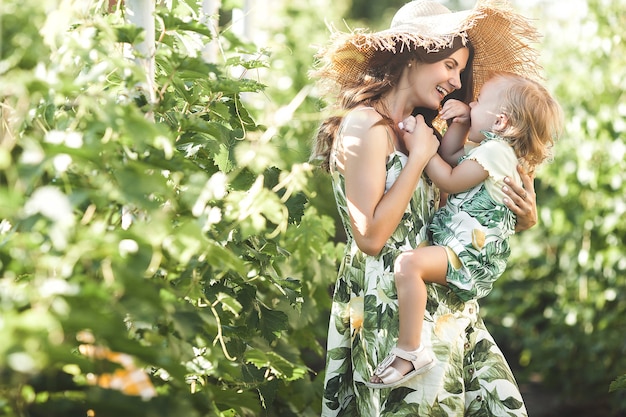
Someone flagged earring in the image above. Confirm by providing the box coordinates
[408,62,412,68]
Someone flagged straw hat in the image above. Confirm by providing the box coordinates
[313,0,542,101]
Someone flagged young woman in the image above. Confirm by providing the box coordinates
[311,1,543,415]
[368,72,563,389]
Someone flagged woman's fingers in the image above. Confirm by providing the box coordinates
[503,166,537,231]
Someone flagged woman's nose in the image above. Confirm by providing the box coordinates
[450,71,463,89]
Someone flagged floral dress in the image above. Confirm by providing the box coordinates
[321,138,528,416]
[430,132,521,302]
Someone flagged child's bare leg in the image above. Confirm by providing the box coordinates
[370,246,448,384]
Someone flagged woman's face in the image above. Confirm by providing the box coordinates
[410,47,470,110]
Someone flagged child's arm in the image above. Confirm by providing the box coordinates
[425,154,488,194]
[398,110,482,194]
[438,100,470,166]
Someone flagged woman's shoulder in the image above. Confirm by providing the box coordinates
[345,106,381,122]
[339,106,395,157]
[342,106,387,133]
[341,107,384,137]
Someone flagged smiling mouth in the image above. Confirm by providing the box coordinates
[436,86,450,98]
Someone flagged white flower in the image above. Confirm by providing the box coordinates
[24,186,75,249]
[53,154,72,172]
[64,131,83,148]
[0,219,12,234]
[45,130,83,148]
[119,239,139,256]
[121,206,134,230]
[20,148,45,165]
[39,278,79,297]
[24,186,74,226]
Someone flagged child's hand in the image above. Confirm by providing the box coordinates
[439,99,470,125]
[398,115,439,159]
[398,115,417,133]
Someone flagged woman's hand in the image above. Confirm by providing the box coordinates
[503,165,537,232]
[399,115,439,159]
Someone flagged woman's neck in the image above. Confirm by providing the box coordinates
[381,94,409,125]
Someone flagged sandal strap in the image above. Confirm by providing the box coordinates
[372,352,396,376]
[372,346,424,376]
[390,346,423,363]
[368,345,435,388]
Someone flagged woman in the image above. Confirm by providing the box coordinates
[311,1,541,415]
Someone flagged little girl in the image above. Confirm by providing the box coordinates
[368,72,563,388]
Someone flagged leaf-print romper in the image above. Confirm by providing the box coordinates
[430,132,521,302]
[321,127,528,416]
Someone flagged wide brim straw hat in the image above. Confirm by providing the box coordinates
[313,0,542,101]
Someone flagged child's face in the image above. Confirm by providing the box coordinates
[467,77,508,143]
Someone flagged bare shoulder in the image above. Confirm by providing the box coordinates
[337,107,393,173]
[342,107,390,144]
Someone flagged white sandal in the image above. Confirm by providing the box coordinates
[365,346,435,389]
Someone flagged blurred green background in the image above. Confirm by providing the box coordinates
[0,0,624,416]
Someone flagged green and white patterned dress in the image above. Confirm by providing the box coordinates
[430,132,521,302]
[321,135,528,416]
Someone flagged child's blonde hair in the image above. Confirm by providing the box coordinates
[492,72,563,175]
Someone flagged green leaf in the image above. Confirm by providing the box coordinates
[257,305,288,343]
[244,348,305,381]
[609,375,626,393]
[216,293,242,316]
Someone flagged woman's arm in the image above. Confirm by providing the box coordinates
[342,112,439,255]
[503,165,538,232]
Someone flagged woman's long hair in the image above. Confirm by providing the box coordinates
[312,37,474,172]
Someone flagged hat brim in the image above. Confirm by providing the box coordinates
[314,0,542,102]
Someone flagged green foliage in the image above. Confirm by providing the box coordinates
[4,0,625,415]
[610,375,626,393]
[0,0,338,416]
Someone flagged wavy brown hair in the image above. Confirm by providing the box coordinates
[311,37,474,172]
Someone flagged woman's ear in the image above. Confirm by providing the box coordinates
[492,113,509,132]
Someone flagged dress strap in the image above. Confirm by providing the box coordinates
[384,125,396,153]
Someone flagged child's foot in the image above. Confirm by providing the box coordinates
[369,355,414,385]
[366,346,435,389]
